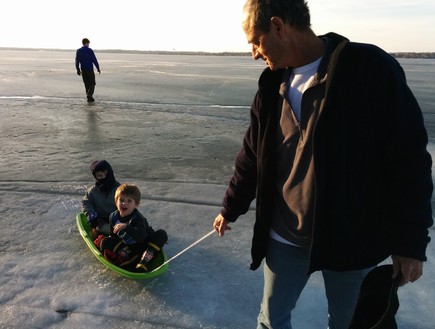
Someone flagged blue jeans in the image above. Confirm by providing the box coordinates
[257,238,372,329]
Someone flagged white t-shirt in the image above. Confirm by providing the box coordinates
[288,57,322,121]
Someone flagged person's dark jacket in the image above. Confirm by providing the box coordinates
[220,32,433,273]
[109,209,154,246]
[82,184,120,220]
[75,46,100,71]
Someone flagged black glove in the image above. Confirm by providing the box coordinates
[87,212,99,228]
[97,69,101,74]
[77,69,81,76]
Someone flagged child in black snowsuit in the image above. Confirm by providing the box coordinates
[95,183,168,272]
[82,160,121,239]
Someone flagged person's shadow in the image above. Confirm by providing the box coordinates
[85,106,102,146]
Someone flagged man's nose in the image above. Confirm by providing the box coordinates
[252,45,261,60]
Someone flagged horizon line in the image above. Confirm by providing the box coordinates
[1,46,434,58]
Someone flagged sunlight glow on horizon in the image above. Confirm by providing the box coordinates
[1,0,434,53]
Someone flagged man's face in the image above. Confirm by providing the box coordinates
[243,10,284,70]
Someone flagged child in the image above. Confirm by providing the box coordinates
[82,160,121,239]
[97,183,168,272]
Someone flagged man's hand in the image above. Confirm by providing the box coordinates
[392,255,423,286]
[213,214,231,237]
[77,69,81,76]
[97,69,101,74]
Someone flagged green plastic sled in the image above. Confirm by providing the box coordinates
[76,212,168,279]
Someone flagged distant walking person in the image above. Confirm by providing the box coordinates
[75,38,100,102]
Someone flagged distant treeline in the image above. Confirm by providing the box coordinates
[101,50,435,59]
[389,52,435,59]
[94,49,253,57]
[0,47,252,57]
[1,47,434,58]
[79,49,435,59]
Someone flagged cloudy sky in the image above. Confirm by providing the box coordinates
[1,0,434,52]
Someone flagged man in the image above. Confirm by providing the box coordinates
[75,38,101,102]
[213,0,433,328]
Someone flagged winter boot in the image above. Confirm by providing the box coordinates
[93,234,105,250]
[116,245,138,268]
[103,249,118,263]
[136,243,160,272]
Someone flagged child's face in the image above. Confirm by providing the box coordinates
[95,170,108,180]
[116,194,138,217]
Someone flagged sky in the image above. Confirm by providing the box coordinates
[1,0,434,53]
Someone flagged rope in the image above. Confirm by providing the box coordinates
[151,229,216,272]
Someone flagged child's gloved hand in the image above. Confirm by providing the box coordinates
[87,212,99,228]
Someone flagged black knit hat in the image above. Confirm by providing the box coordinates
[90,160,116,193]
[349,265,401,329]
[90,160,112,176]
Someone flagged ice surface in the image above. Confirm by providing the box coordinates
[0,50,434,328]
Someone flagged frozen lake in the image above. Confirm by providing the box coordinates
[0,49,434,328]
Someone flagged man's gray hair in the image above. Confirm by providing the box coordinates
[244,0,311,33]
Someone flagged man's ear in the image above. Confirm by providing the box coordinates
[270,16,285,36]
